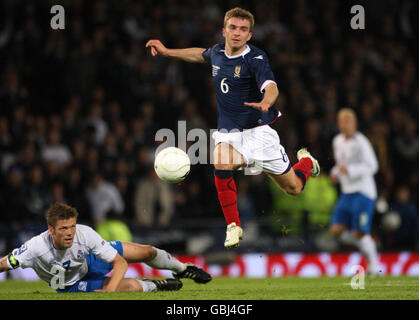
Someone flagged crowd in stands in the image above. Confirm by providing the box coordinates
[0,0,418,253]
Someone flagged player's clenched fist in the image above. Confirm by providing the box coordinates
[145,40,168,56]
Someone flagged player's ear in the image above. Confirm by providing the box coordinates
[222,28,226,38]
[247,32,253,41]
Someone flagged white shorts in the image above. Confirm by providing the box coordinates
[212,125,291,175]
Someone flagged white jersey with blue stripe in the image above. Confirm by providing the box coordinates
[331,132,379,200]
[9,224,117,288]
[202,43,280,131]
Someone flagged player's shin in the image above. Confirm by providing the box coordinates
[144,247,185,273]
[214,169,240,226]
[359,234,380,274]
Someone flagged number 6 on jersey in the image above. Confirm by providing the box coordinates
[220,78,229,93]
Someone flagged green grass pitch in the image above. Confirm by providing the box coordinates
[0,276,418,300]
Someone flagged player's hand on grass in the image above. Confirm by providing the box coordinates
[244,101,271,113]
[94,284,117,293]
[145,40,168,57]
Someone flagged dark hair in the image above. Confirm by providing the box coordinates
[45,202,79,227]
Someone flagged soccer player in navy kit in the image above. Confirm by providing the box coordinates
[146,7,320,248]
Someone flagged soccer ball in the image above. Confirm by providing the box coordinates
[154,147,191,183]
[381,211,401,232]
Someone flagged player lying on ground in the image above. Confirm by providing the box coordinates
[146,7,320,248]
[0,203,211,293]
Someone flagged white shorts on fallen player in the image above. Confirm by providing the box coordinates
[212,125,290,175]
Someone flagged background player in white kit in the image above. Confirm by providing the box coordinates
[146,7,320,248]
[330,108,380,275]
[0,203,211,293]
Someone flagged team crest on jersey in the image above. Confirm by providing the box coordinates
[15,243,28,255]
[212,65,220,77]
[78,281,88,292]
[234,66,241,78]
[77,250,86,259]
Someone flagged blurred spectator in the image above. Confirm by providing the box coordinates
[47,182,67,205]
[85,171,125,225]
[134,167,175,229]
[175,178,206,219]
[41,129,72,167]
[5,143,38,177]
[0,116,13,154]
[101,132,119,177]
[133,145,153,180]
[0,68,28,110]
[393,117,419,178]
[381,186,419,250]
[70,139,86,167]
[24,165,49,224]
[0,167,27,227]
[61,107,83,145]
[114,173,134,221]
[65,165,89,223]
[96,218,133,242]
[43,160,64,185]
[268,174,337,237]
[180,99,209,132]
[84,104,108,146]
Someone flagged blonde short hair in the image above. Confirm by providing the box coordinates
[337,108,357,120]
[224,7,255,32]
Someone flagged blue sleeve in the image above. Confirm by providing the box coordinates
[248,52,276,92]
[202,47,212,64]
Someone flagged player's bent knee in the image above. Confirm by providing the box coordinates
[285,184,302,196]
[214,163,230,171]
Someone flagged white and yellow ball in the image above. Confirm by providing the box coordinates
[154,147,190,183]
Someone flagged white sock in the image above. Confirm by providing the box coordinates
[136,279,157,292]
[340,230,360,247]
[359,234,379,273]
[145,247,186,273]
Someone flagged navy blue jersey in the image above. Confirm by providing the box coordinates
[202,43,279,131]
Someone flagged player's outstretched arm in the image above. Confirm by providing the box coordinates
[244,83,279,113]
[94,253,128,293]
[145,39,206,63]
[0,255,11,272]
